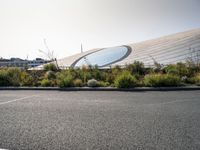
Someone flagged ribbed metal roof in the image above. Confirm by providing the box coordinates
[36,28,200,69]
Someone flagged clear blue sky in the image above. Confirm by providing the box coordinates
[0,0,200,59]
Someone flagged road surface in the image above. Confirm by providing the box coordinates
[0,90,200,150]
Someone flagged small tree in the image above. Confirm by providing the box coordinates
[39,39,59,70]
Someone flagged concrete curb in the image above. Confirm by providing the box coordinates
[0,86,200,91]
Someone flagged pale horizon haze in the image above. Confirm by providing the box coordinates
[0,0,200,59]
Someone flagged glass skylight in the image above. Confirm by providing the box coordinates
[73,46,131,67]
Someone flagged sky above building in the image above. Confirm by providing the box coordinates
[0,0,200,59]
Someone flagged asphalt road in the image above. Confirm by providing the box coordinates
[0,90,200,150]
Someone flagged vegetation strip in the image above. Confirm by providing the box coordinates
[0,61,200,88]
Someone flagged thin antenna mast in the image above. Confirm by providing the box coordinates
[81,43,83,53]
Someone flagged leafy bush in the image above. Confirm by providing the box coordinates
[0,70,10,86]
[114,71,137,88]
[1,69,35,87]
[187,73,200,85]
[87,79,98,87]
[58,75,73,87]
[7,68,22,86]
[186,61,200,75]
[73,79,83,87]
[153,62,163,73]
[163,65,179,75]
[28,70,45,87]
[57,69,75,87]
[97,81,110,87]
[40,79,52,87]
[20,72,34,86]
[163,63,189,77]
[43,63,57,72]
[92,69,106,81]
[176,63,190,76]
[126,61,145,75]
[144,73,181,87]
[45,71,56,79]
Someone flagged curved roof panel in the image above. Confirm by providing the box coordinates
[35,28,200,69]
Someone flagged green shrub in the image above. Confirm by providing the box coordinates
[176,63,190,76]
[20,72,34,86]
[43,63,57,71]
[56,70,75,87]
[28,70,45,87]
[0,70,10,86]
[45,71,56,79]
[188,73,200,85]
[114,71,137,88]
[57,73,73,87]
[40,79,52,87]
[163,63,189,77]
[92,69,106,81]
[87,79,98,87]
[105,72,115,84]
[126,61,145,75]
[186,61,200,75]
[111,65,121,74]
[144,73,181,87]
[7,68,22,86]
[97,81,110,87]
[154,61,163,72]
[163,65,179,75]
[73,79,83,87]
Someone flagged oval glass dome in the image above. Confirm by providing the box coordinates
[73,46,131,67]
